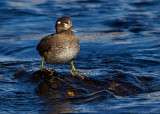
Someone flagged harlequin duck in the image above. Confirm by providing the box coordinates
[36,17,87,79]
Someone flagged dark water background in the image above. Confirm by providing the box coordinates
[0,0,160,113]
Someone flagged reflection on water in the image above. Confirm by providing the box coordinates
[0,0,160,113]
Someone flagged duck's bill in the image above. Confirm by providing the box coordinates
[69,26,77,32]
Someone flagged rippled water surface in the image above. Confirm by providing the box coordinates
[0,0,160,113]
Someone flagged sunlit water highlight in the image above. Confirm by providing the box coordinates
[0,0,160,113]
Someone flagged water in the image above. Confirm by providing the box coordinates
[0,0,160,113]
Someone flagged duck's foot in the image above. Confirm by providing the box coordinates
[70,70,88,79]
[41,67,53,72]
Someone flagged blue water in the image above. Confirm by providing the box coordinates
[0,0,160,113]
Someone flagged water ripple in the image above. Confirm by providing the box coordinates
[0,0,160,113]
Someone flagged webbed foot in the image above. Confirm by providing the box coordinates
[70,70,88,79]
[41,66,53,72]
[70,60,88,79]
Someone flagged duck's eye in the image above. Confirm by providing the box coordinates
[65,21,69,24]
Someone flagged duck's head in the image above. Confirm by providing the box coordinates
[55,16,76,33]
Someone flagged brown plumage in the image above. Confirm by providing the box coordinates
[36,17,87,79]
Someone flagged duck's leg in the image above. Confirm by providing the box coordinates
[41,57,53,71]
[69,60,88,79]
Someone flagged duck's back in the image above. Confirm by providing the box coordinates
[36,31,80,65]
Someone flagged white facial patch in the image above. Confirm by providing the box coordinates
[64,23,70,29]
[57,21,61,24]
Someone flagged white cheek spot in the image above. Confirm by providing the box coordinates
[57,21,61,24]
[64,23,69,28]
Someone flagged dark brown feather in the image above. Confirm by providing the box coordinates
[36,17,80,65]
[36,33,55,57]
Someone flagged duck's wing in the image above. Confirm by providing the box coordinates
[36,33,56,57]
